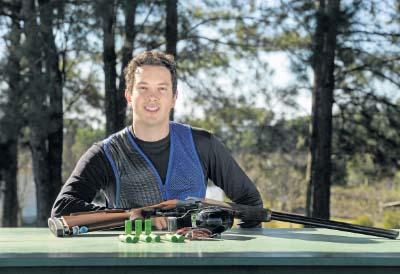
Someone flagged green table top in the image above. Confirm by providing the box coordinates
[1,227,400,267]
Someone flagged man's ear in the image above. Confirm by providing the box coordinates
[125,89,131,103]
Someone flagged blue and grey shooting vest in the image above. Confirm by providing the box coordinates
[102,122,206,208]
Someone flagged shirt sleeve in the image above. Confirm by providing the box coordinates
[193,129,263,228]
[51,143,111,217]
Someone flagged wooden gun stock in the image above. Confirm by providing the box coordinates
[48,199,183,237]
[48,209,134,237]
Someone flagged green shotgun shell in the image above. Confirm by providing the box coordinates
[134,219,142,236]
[164,233,178,243]
[144,219,152,235]
[176,234,185,243]
[119,234,139,243]
[140,234,152,243]
[124,220,132,235]
[149,233,161,242]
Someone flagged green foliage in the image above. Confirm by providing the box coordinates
[331,185,400,224]
[354,215,374,227]
[331,155,348,186]
[333,100,400,180]
[273,31,312,50]
[346,154,375,185]
[240,152,307,212]
[383,210,400,229]
[184,96,273,154]
[73,127,104,153]
[267,0,400,189]
[62,121,104,181]
[181,89,311,212]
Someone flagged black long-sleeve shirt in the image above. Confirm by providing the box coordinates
[52,127,263,226]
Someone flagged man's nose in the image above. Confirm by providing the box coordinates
[146,87,159,97]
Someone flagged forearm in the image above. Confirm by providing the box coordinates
[51,144,111,217]
[51,194,106,217]
[207,135,263,227]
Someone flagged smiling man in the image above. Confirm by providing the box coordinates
[51,51,263,229]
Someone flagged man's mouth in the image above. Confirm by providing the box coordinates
[144,104,160,112]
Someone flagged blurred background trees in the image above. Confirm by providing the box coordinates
[0,0,399,227]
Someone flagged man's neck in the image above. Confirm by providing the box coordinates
[132,122,170,142]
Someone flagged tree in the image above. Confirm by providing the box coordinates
[262,0,399,215]
[0,0,22,226]
[98,0,118,136]
[22,0,64,226]
[117,0,137,129]
[22,0,49,227]
[38,0,64,220]
[165,0,178,120]
[305,0,340,219]
[332,0,400,177]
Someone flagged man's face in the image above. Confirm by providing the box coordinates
[125,65,176,128]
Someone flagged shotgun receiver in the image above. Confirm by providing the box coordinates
[48,197,399,239]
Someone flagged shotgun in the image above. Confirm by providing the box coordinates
[48,197,399,239]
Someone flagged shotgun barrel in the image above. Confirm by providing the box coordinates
[209,200,399,239]
[270,211,399,240]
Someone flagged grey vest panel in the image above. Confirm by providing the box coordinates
[103,128,163,208]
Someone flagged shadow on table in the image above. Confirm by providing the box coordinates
[221,234,255,241]
[72,228,387,243]
[76,232,256,241]
[228,228,383,244]
[76,233,119,238]
[265,231,381,244]
[269,232,380,244]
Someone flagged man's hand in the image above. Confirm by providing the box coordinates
[152,217,167,230]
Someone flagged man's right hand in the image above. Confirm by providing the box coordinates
[152,217,167,230]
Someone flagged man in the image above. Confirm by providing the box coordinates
[52,51,263,229]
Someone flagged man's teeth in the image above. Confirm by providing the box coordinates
[145,105,159,111]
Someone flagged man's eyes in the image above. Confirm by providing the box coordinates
[135,86,168,93]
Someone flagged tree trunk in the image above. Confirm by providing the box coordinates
[30,131,51,226]
[38,0,64,213]
[165,0,178,57]
[22,0,53,227]
[165,0,178,121]
[100,0,118,136]
[306,0,340,219]
[0,141,19,227]
[117,0,137,128]
[0,1,22,227]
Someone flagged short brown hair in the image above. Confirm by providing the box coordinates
[124,51,177,94]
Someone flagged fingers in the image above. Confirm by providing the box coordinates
[152,217,167,230]
[129,211,143,221]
